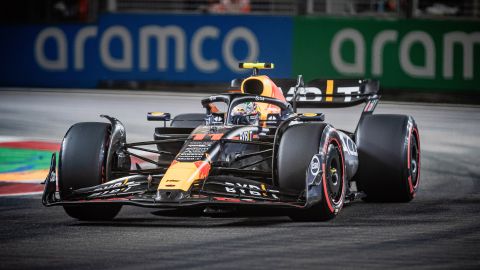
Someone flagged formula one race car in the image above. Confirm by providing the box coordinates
[42,63,420,221]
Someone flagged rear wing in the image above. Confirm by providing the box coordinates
[273,77,380,109]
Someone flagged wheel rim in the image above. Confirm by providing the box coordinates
[326,145,343,205]
[410,133,420,188]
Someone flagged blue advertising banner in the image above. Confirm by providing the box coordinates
[0,14,292,88]
[0,24,100,87]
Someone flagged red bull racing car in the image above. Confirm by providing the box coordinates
[42,63,420,221]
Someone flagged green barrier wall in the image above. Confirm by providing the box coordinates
[293,17,480,91]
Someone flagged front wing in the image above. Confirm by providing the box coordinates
[42,154,306,210]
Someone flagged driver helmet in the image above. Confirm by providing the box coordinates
[231,102,259,125]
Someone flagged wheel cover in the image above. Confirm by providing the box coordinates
[326,144,344,205]
[409,130,420,190]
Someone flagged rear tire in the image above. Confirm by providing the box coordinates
[276,124,346,221]
[170,113,205,128]
[354,114,420,202]
[59,122,122,220]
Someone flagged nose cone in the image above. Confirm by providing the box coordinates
[158,161,211,191]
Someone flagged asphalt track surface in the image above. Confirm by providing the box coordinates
[1,89,480,269]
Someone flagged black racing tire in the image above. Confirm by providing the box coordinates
[170,113,205,128]
[354,114,420,202]
[59,122,122,220]
[277,124,346,221]
[277,123,327,191]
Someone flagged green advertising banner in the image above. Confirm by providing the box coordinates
[293,17,480,91]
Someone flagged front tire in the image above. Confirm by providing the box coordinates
[276,124,346,221]
[59,122,122,220]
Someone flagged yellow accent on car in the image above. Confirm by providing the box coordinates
[150,112,165,116]
[239,62,274,69]
[302,113,318,117]
[326,80,334,102]
[158,162,210,191]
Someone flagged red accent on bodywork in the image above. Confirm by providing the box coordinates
[192,133,223,141]
[209,134,224,141]
[213,197,242,202]
[193,134,206,141]
[208,104,220,113]
[193,161,211,179]
[270,83,286,102]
